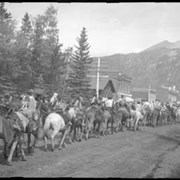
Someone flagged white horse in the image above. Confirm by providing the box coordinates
[130,109,143,131]
[42,112,72,151]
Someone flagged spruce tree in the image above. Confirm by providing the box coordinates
[68,27,92,100]
[0,2,15,77]
[0,2,12,23]
[0,2,17,95]
[31,5,64,95]
[14,12,33,91]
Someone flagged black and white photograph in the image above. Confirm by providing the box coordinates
[1,1,180,178]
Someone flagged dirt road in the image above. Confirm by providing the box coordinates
[1,123,180,178]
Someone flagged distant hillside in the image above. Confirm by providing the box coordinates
[144,40,180,52]
[91,40,180,97]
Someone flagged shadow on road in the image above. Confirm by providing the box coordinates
[156,134,180,145]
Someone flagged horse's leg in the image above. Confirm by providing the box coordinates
[27,132,31,153]
[66,128,72,145]
[96,122,101,138]
[31,127,40,151]
[73,124,77,142]
[133,117,137,131]
[44,135,48,151]
[7,139,18,165]
[50,129,59,151]
[111,118,114,134]
[59,129,68,150]
[153,114,157,127]
[134,117,140,131]
[101,122,105,136]
[69,120,74,143]
[68,126,72,144]
[78,125,83,141]
[19,135,26,161]
[85,123,89,140]
[3,141,8,160]
[14,143,20,160]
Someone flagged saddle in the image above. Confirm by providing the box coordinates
[55,110,70,125]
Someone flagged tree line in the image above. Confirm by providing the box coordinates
[0,3,93,101]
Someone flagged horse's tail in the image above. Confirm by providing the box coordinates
[42,116,50,138]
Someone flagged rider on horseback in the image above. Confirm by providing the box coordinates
[18,89,38,131]
[90,94,103,113]
[104,96,114,116]
[2,93,24,131]
[73,95,86,126]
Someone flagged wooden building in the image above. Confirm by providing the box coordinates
[89,72,132,99]
[131,87,157,102]
[156,86,179,103]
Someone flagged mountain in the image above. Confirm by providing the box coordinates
[92,40,180,100]
[144,40,180,52]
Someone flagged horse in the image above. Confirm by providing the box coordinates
[92,106,104,137]
[149,107,161,127]
[129,108,143,131]
[69,107,87,142]
[117,103,131,130]
[42,112,72,151]
[142,103,153,126]
[0,105,31,165]
[85,105,104,139]
[18,97,43,154]
[57,103,88,143]
[104,106,120,135]
[101,108,112,135]
[159,107,170,125]
[176,106,180,122]
[111,103,124,133]
[24,100,43,153]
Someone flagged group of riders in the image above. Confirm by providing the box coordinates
[1,89,180,165]
[1,89,180,133]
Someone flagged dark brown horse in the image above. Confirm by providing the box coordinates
[85,105,104,139]
[0,105,28,165]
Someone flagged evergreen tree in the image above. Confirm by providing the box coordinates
[42,5,63,94]
[0,2,17,95]
[31,5,64,95]
[59,47,73,100]
[0,2,12,23]
[68,27,92,100]
[14,12,33,91]
[0,2,15,77]
[31,14,45,88]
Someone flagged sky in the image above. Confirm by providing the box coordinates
[5,2,180,57]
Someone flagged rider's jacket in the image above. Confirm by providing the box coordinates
[105,99,113,108]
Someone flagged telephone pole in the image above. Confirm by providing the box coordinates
[148,84,151,102]
[88,58,108,98]
[96,58,100,98]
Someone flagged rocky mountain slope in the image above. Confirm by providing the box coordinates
[94,40,180,93]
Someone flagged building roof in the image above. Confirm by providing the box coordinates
[132,91,148,100]
[132,87,156,94]
[89,57,132,91]
[89,71,131,91]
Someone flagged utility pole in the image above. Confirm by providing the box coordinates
[88,57,108,99]
[96,58,100,98]
[148,84,151,102]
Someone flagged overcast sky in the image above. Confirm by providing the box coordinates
[5,2,180,57]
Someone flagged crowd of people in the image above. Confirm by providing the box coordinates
[1,89,180,166]
[0,89,179,133]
